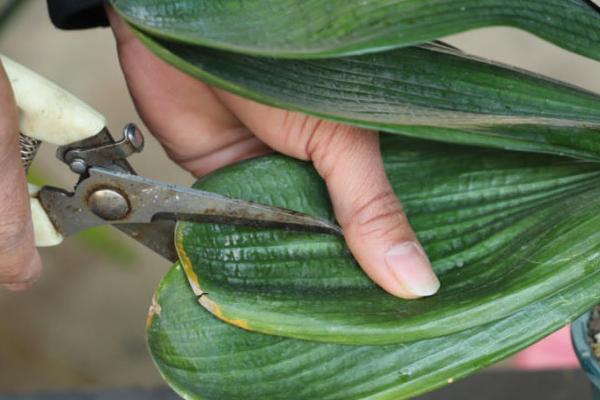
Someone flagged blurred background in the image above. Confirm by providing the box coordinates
[0,0,599,395]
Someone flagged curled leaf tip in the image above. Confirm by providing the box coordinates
[146,294,162,328]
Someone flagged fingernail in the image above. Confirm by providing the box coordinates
[385,242,440,297]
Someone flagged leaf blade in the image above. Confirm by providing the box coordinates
[113,0,600,61]
[148,262,600,400]
[134,31,600,161]
[175,136,600,344]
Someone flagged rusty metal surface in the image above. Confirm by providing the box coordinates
[39,166,342,261]
[37,124,341,261]
[116,221,178,263]
[56,128,136,175]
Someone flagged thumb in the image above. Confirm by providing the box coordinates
[310,125,440,299]
[211,91,440,299]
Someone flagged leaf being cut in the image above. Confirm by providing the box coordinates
[134,32,600,162]
[148,219,600,400]
[148,264,600,400]
[113,0,600,61]
[174,136,600,345]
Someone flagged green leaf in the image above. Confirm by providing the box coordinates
[174,136,600,345]
[113,0,600,61]
[148,251,600,400]
[0,0,29,33]
[133,32,600,162]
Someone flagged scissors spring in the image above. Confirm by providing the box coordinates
[19,133,41,172]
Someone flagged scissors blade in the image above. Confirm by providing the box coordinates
[39,167,342,260]
[116,221,179,262]
[96,168,342,233]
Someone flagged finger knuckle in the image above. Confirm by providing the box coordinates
[1,260,31,283]
[348,190,408,240]
[0,248,39,284]
[308,122,359,180]
[271,111,313,154]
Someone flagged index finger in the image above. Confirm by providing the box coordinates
[0,60,41,290]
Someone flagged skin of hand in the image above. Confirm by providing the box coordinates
[0,61,42,291]
[0,7,439,298]
[106,8,439,299]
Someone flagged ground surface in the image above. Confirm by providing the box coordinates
[0,370,592,399]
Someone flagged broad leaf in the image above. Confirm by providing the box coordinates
[148,265,600,400]
[149,137,600,399]
[122,3,600,396]
[134,32,600,162]
[174,136,600,345]
[113,0,600,61]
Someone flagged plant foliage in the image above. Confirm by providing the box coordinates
[112,1,600,398]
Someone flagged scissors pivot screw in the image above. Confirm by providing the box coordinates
[69,158,88,174]
[88,188,130,221]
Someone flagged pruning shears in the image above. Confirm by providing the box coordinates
[2,55,342,262]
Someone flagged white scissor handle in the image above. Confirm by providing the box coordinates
[1,54,107,247]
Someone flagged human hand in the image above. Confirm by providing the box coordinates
[106,9,440,299]
[0,61,41,291]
